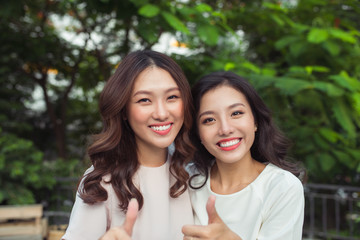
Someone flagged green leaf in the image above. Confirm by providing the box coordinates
[211,11,227,23]
[305,65,329,74]
[329,71,360,91]
[329,29,356,44]
[250,75,275,89]
[290,42,306,57]
[224,62,235,71]
[289,66,307,73]
[333,150,354,168]
[307,28,329,43]
[197,24,219,46]
[275,36,300,50]
[347,149,360,161]
[313,134,329,149]
[271,15,285,26]
[351,93,360,115]
[313,82,344,97]
[161,11,190,34]
[332,99,356,138]
[240,62,260,74]
[318,153,336,172]
[263,2,288,13]
[318,128,339,143]
[261,68,277,77]
[195,3,213,12]
[274,78,312,95]
[138,4,160,18]
[322,40,341,56]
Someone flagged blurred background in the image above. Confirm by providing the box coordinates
[0,0,359,239]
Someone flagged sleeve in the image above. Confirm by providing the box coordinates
[257,176,304,240]
[62,168,110,240]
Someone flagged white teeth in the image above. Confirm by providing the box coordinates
[151,124,171,131]
[219,139,240,147]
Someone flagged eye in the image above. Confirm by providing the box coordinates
[202,118,215,124]
[136,98,150,103]
[168,95,179,100]
[232,111,244,117]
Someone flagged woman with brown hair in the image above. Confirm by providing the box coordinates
[62,50,195,240]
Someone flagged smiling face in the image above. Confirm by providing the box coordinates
[126,67,184,157]
[197,84,257,165]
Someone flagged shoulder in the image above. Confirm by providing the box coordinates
[259,163,303,195]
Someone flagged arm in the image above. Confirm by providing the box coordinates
[182,196,242,240]
[62,190,108,240]
[257,178,304,240]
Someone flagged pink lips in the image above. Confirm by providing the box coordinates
[217,138,241,151]
[149,122,173,135]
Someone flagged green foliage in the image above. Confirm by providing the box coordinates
[0,128,55,204]
[178,0,360,185]
[226,0,360,184]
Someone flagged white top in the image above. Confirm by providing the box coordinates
[63,160,193,240]
[189,163,304,240]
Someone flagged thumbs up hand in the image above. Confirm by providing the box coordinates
[100,198,139,240]
[182,196,242,240]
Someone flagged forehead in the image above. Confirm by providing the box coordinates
[199,85,249,110]
[132,67,178,92]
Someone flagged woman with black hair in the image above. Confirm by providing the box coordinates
[183,71,305,240]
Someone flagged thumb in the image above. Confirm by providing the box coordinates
[123,198,139,236]
[206,195,221,224]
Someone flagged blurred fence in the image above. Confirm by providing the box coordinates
[46,178,360,239]
[303,184,360,240]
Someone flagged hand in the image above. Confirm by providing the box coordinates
[182,195,241,240]
[100,198,139,240]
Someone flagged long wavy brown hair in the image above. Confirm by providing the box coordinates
[189,71,305,189]
[79,50,195,211]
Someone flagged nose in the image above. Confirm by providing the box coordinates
[218,118,234,136]
[152,100,169,121]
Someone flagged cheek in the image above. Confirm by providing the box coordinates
[172,101,184,120]
[198,125,210,143]
[127,105,149,124]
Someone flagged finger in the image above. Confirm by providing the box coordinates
[99,227,132,240]
[183,236,200,240]
[123,198,139,235]
[182,224,208,237]
[206,195,220,224]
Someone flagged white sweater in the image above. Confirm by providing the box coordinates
[189,163,304,240]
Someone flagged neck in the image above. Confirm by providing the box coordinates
[137,145,167,167]
[210,155,265,194]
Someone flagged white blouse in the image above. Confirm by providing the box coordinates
[63,160,193,240]
[189,163,304,240]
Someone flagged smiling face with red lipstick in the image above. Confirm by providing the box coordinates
[127,66,184,165]
[197,84,257,165]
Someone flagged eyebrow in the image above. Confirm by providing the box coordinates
[198,102,246,119]
[133,87,180,97]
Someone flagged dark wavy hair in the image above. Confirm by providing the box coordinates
[79,50,195,211]
[189,71,303,189]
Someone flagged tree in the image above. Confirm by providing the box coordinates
[179,0,360,184]
[0,0,228,160]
